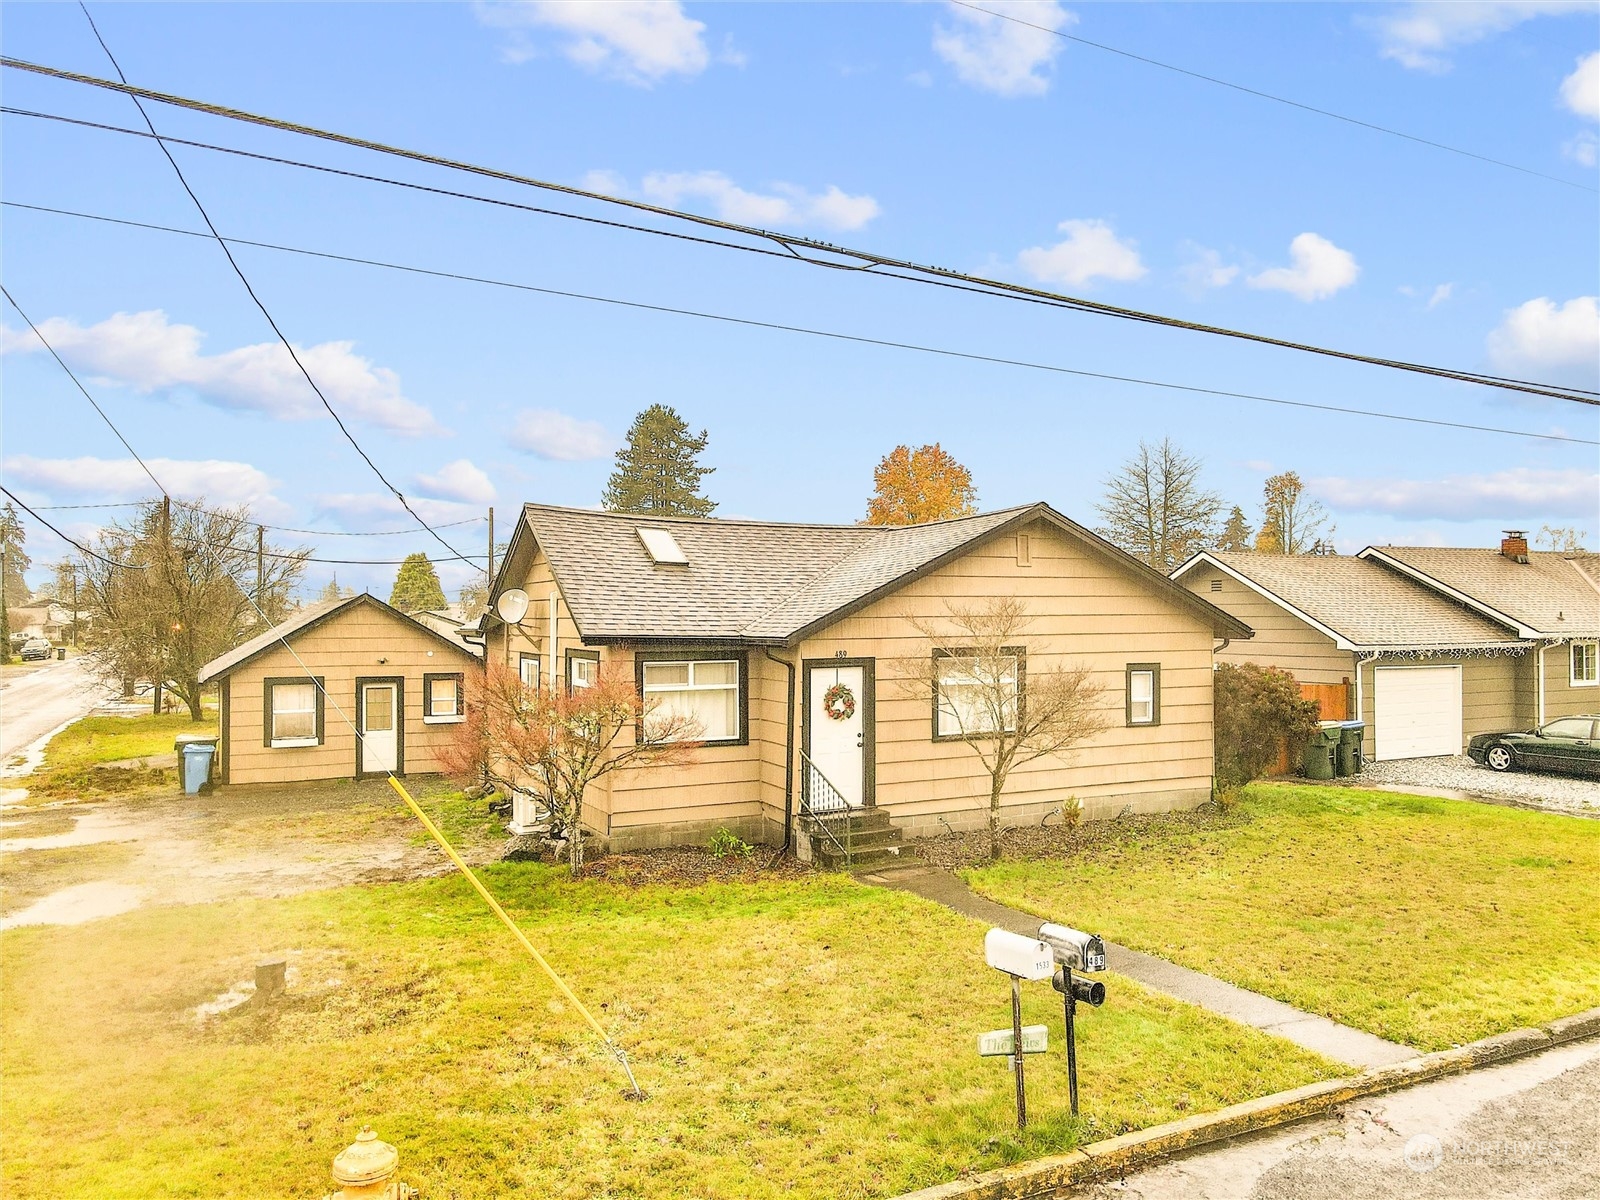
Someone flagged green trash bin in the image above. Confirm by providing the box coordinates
[1335,721,1365,777]
[1302,723,1340,780]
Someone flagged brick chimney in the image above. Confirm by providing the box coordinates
[1500,530,1529,563]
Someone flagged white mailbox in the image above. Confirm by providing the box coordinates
[983,928,1055,980]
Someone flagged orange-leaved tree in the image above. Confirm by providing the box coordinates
[864,443,979,525]
[442,661,702,875]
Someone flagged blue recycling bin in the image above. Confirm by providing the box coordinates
[181,742,216,795]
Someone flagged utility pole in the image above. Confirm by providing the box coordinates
[487,506,495,582]
[70,565,79,649]
[256,524,265,613]
[155,494,172,715]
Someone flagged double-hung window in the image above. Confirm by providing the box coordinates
[1126,664,1160,726]
[518,653,541,691]
[567,650,599,693]
[640,658,742,742]
[1573,642,1599,687]
[423,672,464,723]
[265,677,323,748]
[934,649,1022,740]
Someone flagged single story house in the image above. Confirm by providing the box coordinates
[482,501,1250,853]
[198,593,483,786]
[1172,532,1600,761]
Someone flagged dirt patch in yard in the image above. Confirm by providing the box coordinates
[579,845,815,887]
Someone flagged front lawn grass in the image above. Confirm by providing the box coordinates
[20,712,218,803]
[1,870,1339,1199]
[964,784,1600,1051]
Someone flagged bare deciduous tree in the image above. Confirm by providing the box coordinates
[893,597,1108,860]
[442,661,702,875]
[1096,439,1223,571]
[77,500,306,719]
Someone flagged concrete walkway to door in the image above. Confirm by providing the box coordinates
[857,863,1420,1071]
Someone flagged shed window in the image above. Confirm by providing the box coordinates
[934,649,1021,740]
[1573,642,1598,687]
[1126,664,1160,726]
[266,678,323,748]
[643,659,739,741]
[423,673,464,723]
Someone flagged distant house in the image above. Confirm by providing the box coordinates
[198,593,483,786]
[482,501,1249,853]
[1173,532,1600,762]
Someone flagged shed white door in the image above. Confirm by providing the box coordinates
[808,664,866,808]
[361,683,399,774]
[1374,666,1462,760]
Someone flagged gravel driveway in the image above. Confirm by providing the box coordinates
[1353,756,1600,817]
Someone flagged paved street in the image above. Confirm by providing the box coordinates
[1081,1036,1600,1200]
[0,658,103,770]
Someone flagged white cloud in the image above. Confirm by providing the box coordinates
[1564,129,1598,166]
[508,409,613,461]
[1017,219,1146,287]
[1562,49,1600,119]
[1487,295,1600,371]
[2,454,285,514]
[476,1,711,84]
[0,310,440,436]
[636,170,881,231]
[1246,233,1360,302]
[1427,282,1455,309]
[1311,468,1600,521]
[416,459,496,506]
[1366,2,1588,72]
[1177,243,1240,292]
[314,492,483,530]
[932,0,1073,97]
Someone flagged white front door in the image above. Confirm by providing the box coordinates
[361,683,399,774]
[808,664,868,807]
[1374,665,1462,760]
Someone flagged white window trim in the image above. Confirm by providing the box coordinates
[642,658,741,742]
[422,714,465,725]
[270,736,320,749]
[934,651,1021,740]
[1129,670,1156,725]
[1572,641,1599,687]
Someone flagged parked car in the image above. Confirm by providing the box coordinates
[1468,716,1600,778]
[18,638,53,662]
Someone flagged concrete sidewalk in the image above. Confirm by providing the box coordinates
[859,864,1419,1070]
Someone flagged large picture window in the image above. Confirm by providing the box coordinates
[423,672,464,723]
[265,677,323,748]
[1126,663,1161,726]
[1573,642,1598,687]
[642,659,741,741]
[933,648,1022,740]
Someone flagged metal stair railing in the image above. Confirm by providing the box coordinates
[798,750,858,866]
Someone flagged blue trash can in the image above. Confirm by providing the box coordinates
[181,742,216,795]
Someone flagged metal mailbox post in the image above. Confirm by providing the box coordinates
[983,929,1054,1129]
[1039,923,1107,1115]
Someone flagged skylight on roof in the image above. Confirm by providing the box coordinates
[638,527,689,565]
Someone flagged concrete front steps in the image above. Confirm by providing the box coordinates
[804,807,907,870]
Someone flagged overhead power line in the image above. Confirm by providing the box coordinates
[949,1,1596,194]
[68,10,474,568]
[30,498,487,538]
[7,198,1595,448]
[3,57,1594,406]
[1,486,148,569]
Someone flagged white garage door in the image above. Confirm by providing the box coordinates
[1374,666,1463,760]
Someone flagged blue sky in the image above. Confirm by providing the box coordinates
[3,1,1597,598]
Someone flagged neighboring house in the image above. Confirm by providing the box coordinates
[482,501,1249,853]
[7,601,80,644]
[198,593,483,786]
[413,605,486,653]
[1173,532,1600,762]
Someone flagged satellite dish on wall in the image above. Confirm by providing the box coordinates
[496,589,530,624]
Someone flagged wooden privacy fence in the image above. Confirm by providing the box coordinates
[1270,681,1353,776]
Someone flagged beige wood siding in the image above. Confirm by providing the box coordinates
[223,605,480,786]
[796,519,1215,830]
[1541,641,1600,721]
[1357,652,1524,757]
[1178,570,1353,686]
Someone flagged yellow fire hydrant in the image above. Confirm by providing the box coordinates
[322,1127,417,1200]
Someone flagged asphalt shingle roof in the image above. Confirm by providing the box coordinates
[517,502,1247,644]
[1195,552,1524,649]
[1366,547,1600,639]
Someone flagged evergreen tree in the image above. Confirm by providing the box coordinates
[0,502,29,662]
[316,575,352,604]
[1215,506,1254,552]
[390,554,447,613]
[602,405,716,517]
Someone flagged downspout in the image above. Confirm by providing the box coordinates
[1354,651,1381,752]
[764,649,797,856]
[1537,640,1564,726]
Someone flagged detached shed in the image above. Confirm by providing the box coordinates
[198,594,482,786]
